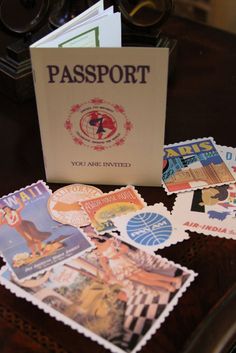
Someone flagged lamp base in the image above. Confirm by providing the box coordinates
[0,56,33,103]
[0,25,51,102]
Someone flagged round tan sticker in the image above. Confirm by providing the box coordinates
[48,184,103,227]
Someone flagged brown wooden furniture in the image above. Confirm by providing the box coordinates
[0,14,236,353]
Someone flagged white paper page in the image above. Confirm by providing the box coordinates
[31,0,104,48]
[63,6,114,35]
[39,12,121,48]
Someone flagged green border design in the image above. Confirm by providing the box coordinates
[59,26,100,48]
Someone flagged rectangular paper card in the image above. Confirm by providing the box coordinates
[162,137,235,194]
[0,181,93,280]
[30,27,168,186]
[172,183,236,240]
[0,235,197,353]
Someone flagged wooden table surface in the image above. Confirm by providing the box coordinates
[0,12,236,353]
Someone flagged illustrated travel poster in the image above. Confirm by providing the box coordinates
[0,181,93,280]
[0,233,197,353]
[172,182,236,240]
[162,137,235,194]
[113,204,189,253]
[80,186,146,233]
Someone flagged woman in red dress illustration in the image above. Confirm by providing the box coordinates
[0,198,51,257]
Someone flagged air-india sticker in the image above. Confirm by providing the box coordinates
[48,184,103,227]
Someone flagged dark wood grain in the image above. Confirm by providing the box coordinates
[0,13,236,353]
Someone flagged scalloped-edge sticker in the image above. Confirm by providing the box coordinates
[162,137,236,195]
[0,181,93,281]
[0,235,197,353]
[48,184,103,227]
[80,185,146,233]
[113,204,189,253]
[218,145,236,178]
[172,181,236,240]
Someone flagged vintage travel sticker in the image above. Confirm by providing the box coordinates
[172,182,236,240]
[218,145,236,178]
[48,184,103,227]
[80,185,146,233]
[0,181,93,281]
[113,204,189,252]
[162,137,235,194]
[0,234,197,353]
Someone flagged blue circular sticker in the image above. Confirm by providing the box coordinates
[126,212,172,246]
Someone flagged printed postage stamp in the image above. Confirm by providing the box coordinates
[48,183,103,227]
[80,185,146,233]
[0,181,93,280]
[162,137,235,194]
[218,145,236,178]
[172,182,236,240]
[113,204,189,253]
[0,233,197,353]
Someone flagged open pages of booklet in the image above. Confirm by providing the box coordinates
[31,1,121,49]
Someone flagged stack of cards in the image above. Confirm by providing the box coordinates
[163,137,236,240]
[0,137,234,353]
[0,182,196,353]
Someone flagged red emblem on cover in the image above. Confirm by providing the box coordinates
[65,98,132,151]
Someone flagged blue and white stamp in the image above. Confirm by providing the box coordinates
[126,212,172,246]
[113,204,189,252]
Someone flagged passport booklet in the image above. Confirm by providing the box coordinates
[30,1,168,186]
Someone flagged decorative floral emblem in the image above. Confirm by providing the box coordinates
[70,104,81,112]
[65,98,132,151]
[64,119,72,130]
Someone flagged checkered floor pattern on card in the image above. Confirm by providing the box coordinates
[122,286,169,349]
